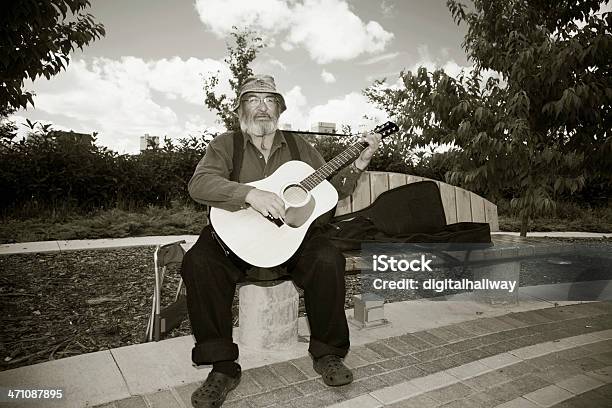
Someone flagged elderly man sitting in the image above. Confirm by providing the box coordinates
[181,74,381,407]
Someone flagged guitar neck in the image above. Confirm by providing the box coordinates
[300,141,368,191]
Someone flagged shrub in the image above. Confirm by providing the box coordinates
[0,130,209,217]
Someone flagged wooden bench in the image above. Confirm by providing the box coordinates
[338,171,499,271]
[147,171,501,346]
[337,171,498,231]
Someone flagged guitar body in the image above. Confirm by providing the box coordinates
[210,160,339,268]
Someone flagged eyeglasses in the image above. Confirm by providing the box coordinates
[241,95,278,108]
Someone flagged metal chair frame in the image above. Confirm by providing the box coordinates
[144,240,188,342]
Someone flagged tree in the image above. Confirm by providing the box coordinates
[203,27,264,132]
[1,0,105,112]
[0,107,18,143]
[366,0,611,236]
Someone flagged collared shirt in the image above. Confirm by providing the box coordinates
[188,130,364,211]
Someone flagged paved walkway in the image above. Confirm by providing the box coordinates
[95,302,612,408]
[0,231,610,256]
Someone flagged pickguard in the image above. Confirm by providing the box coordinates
[285,196,316,227]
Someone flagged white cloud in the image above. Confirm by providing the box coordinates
[16,57,229,153]
[381,0,395,18]
[284,86,308,108]
[193,0,292,36]
[410,44,469,79]
[308,92,388,133]
[321,70,336,83]
[183,114,222,141]
[279,87,388,133]
[283,0,394,63]
[359,52,399,65]
[409,44,503,86]
[9,115,71,141]
[268,59,287,70]
[280,42,295,52]
[194,0,393,64]
[145,57,231,104]
[281,85,309,130]
[31,59,178,152]
[365,71,403,83]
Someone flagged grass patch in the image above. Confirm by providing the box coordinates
[0,202,208,244]
[498,201,612,233]
[1,201,610,243]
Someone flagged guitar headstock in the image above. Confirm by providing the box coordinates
[373,121,399,138]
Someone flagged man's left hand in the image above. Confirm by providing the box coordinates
[354,132,382,170]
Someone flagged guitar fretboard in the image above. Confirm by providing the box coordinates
[300,141,368,191]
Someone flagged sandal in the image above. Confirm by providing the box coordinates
[191,370,241,408]
[313,354,354,386]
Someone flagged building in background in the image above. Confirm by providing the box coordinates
[310,122,336,134]
[140,133,160,152]
[46,130,94,146]
[279,123,292,130]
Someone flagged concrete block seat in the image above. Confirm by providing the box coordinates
[146,172,500,346]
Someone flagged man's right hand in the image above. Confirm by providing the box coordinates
[245,189,286,220]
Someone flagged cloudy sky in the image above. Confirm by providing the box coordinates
[13,0,476,153]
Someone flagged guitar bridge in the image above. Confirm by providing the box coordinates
[265,215,284,227]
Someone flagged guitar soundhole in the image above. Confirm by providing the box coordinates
[282,184,309,206]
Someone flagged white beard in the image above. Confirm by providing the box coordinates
[239,109,279,137]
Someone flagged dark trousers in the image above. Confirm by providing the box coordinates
[180,224,350,365]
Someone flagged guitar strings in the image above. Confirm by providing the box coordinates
[300,125,396,190]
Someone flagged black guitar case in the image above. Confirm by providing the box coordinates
[327,181,492,251]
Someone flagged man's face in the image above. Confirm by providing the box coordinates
[238,92,280,136]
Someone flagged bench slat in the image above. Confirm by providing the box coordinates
[455,187,473,222]
[439,182,458,224]
[470,192,486,223]
[406,175,424,184]
[351,172,372,212]
[485,200,500,231]
[369,172,390,202]
[388,173,407,189]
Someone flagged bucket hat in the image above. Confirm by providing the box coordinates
[232,74,286,113]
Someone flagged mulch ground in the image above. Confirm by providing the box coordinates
[0,248,166,371]
[0,247,364,371]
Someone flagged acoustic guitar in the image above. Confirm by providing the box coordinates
[210,121,399,267]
